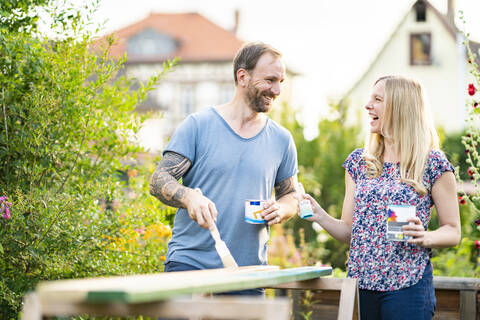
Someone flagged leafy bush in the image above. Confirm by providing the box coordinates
[0,1,175,317]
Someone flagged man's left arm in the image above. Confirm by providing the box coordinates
[261,175,298,226]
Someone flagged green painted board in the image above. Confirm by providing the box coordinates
[86,266,332,303]
[36,266,332,304]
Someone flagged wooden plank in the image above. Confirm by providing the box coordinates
[432,310,461,320]
[435,289,459,312]
[270,277,345,291]
[35,265,277,304]
[459,291,477,320]
[434,277,480,290]
[88,266,332,303]
[433,311,461,320]
[36,266,332,304]
[39,296,291,320]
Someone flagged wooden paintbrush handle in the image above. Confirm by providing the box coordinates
[209,224,221,243]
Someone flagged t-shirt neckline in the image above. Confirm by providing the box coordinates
[210,107,270,141]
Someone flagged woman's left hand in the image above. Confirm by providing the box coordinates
[403,217,431,247]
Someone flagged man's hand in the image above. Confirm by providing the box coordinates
[261,200,283,226]
[263,175,298,225]
[185,188,218,229]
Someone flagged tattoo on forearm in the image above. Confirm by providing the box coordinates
[149,152,192,208]
[275,176,296,200]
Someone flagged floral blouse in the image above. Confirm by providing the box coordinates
[343,148,454,291]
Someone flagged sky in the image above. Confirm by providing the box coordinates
[92,0,480,137]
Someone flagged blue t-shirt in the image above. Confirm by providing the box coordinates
[163,107,298,269]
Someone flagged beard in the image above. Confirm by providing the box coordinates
[245,82,276,113]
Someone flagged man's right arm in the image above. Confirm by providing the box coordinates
[149,151,192,208]
[149,151,217,229]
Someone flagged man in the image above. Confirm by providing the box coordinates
[149,42,299,293]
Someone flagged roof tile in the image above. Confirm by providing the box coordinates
[98,12,244,62]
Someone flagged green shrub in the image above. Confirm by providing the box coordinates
[0,1,175,317]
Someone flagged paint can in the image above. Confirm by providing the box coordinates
[244,200,267,224]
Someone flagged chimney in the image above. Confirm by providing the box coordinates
[447,0,455,26]
[232,9,240,35]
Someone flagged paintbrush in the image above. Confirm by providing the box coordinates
[209,223,238,268]
[194,188,238,268]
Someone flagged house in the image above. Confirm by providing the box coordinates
[99,12,296,152]
[344,0,480,134]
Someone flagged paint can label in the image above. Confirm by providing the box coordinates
[244,200,267,224]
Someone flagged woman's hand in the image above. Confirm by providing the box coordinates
[403,216,431,247]
[298,193,327,222]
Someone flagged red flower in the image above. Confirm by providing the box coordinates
[474,102,478,108]
[468,167,474,177]
[475,218,480,226]
[468,84,476,96]
[475,240,480,249]
[458,196,466,205]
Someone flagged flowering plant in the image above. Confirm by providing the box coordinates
[457,13,480,275]
[0,196,12,220]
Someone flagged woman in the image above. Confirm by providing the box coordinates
[300,76,461,319]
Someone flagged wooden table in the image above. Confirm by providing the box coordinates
[22,265,332,320]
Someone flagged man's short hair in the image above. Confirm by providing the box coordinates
[233,42,282,84]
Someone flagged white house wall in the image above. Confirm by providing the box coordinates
[128,61,235,152]
[346,8,468,136]
[129,60,296,152]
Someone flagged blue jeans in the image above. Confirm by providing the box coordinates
[358,261,436,320]
[164,261,265,296]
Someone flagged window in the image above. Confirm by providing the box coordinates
[219,84,234,104]
[181,85,195,115]
[410,33,432,65]
[414,1,426,22]
[127,29,177,56]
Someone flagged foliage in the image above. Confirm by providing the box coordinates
[272,101,362,270]
[432,131,480,277]
[0,1,175,317]
[0,0,49,33]
[441,130,470,180]
[437,12,480,278]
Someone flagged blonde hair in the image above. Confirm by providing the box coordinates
[364,76,439,194]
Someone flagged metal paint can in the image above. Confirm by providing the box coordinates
[244,200,267,224]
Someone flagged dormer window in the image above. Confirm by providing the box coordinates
[127,28,177,57]
[410,33,432,65]
[414,0,427,22]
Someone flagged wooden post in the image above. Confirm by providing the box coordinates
[459,291,477,320]
[338,278,359,320]
[21,292,42,320]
